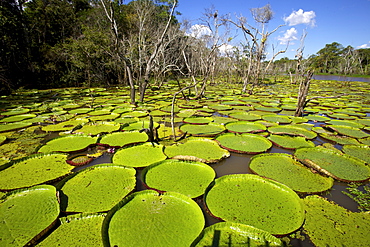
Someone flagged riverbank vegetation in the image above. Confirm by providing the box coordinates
[1,0,370,97]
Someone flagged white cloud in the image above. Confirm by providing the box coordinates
[357,42,370,49]
[186,24,212,39]
[284,9,316,27]
[278,28,298,45]
[218,44,235,55]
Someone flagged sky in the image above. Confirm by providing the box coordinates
[173,0,370,59]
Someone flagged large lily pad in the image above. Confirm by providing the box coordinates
[164,137,230,163]
[112,143,167,167]
[319,132,361,145]
[193,222,283,247]
[180,123,225,137]
[41,118,89,132]
[268,125,317,139]
[98,131,148,147]
[37,213,106,247]
[121,120,160,131]
[102,190,205,247]
[303,195,370,247]
[204,174,305,235]
[216,133,272,154]
[38,135,98,153]
[326,125,370,139]
[182,116,213,125]
[228,112,261,121]
[249,153,333,193]
[142,160,215,198]
[0,185,60,246]
[294,147,370,182]
[0,153,72,191]
[342,145,370,164]
[57,164,136,213]
[73,121,121,135]
[261,114,291,124]
[0,122,33,133]
[268,134,315,149]
[0,114,37,123]
[225,121,266,133]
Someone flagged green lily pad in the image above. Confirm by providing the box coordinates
[303,195,370,247]
[327,119,365,129]
[261,114,291,123]
[211,116,238,124]
[0,185,60,246]
[294,147,370,182]
[254,105,281,112]
[0,114,37,123]
[1,108,30,116]
[114,117,139,125]
[67,108,92,115]
[225,121,266,133]
[0,136,6,145]
[57,164,136,213]
[328,112,356,120]
[112,143,167,167]
[204,174,305,235]
[268,125,317,139]
[268,134,315,149]
[182,117,213,125]
[216,133,272,154]
[73,121,121,135]
[102,190,205,247]
[180,123,225,137]
[359,136,370,145]
[319,133,361,145]
[38,135,98,153]
[208,104,233,111]
[0,122,33,133]
[0,153,72,191]
[98,131,148,147]
[193,222,283,247]
[37,213,106,247]
[357,118,370,127]
[142,160,215,198]
[326,125,369,139]
[121,120,160,131]
[41,118,89,132]
[89,113,120,121]
[250,153,333,193]
[342,145,370,164]
[164,137,230,163]
[228,112,261,121]
[305,115,331,122]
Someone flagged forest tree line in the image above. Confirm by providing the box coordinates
[1,0,370,97]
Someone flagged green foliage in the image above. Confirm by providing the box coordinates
[342,183,370,212]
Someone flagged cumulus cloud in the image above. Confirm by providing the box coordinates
[218,44,235,55]
[186,24,212,39]
[278,28,298,45]
[357,42,370,49]
[284,9,316,27]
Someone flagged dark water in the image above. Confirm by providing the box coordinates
[312,74,370,83]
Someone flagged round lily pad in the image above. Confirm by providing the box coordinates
[268,125,317,139]
[254,105,281,112]
[73,121,121,135]
[341,145,370,164]
[1,108,30,116]
[327,119,365,129]
[142,160,215,198]
[0,122,33,133]
[225,121,266,133]
[180,123,225,137]
[193,222,283,247]
[121,120,160,131]
[319,133,361,145]
[228,112,261,121]
[38,135,98,153]
[262,114,291,123]
[325,125,369,139]
[294,147,370,182]
[112,143,167,168]
[0,114,37,123]
[305,115,331,122]
[164,137,230,163]
[250,153,333,193]
[0,185,60,246]
[182,117,213,125]
[41,118,89,132]
[102,190,205,247]
[216,133,272,154]
[98,131,148,147]
[204,174,305,235]
[268,134,315,150]
[37,213,106,247]
[0,153,72,191]
[57,164,136,213]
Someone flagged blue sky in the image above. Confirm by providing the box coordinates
[175,0,370,59]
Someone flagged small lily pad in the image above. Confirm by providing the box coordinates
[112,143,167,167]
[164,137,230,163]
[98,131,148,147]
[102,190,205,247]
[38,135,98,153]
[142,160,215,198]
[216,133,272,154]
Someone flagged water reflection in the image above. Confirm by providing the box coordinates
[312,74,370,83]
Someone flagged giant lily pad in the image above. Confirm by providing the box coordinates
[0,185,60,246]
[57,164,136,213]
[121,120,160,131]
[261,114,291,124]
[228,112,261,121]
[249,153,333,193]
[164,137,230,163]
[73,121,121,135]
[303,195,370,247]
[325,125,369,139]
[0,122,33,133]
[204,174,305,235]
[142,160,215,198]
[0,153,72,191]
[41,118,89,132]
[37,213,106,247]
[112,143,166,167]
[225,121,266,133]
[342,145,370,164]
[0,114,37,123]
[216,133,272,154]
[193,222,283,247]
[98,131,148,147]
[182,117,213,125]
[102,190,205,247]
[38,135,98,153]
[268,134,315,149]
[319,132,361,145]
[294,147,370,182]
[180,123,225,137]
[268,125,317,139]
